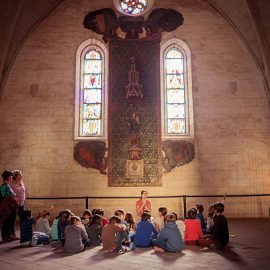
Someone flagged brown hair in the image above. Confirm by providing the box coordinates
[158,207,167,216]
[114,209,125,216]
[109,215,121,224]
[165,213,176,223]
[70,216,81,224]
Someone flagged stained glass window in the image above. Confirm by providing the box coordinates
[165,48,186,134]
[75,39,108,139]
[162,39,193,137]
[80,49,103,136]
[119,0,148,15]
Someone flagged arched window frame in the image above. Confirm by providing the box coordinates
[74,39,108,140]
[160,38,194,139]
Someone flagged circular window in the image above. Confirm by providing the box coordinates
[113,0,154,16]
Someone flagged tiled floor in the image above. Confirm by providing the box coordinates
[0,219,269,270]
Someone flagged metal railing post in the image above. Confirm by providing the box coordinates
[183,194,187,218]
[85,196,89,209]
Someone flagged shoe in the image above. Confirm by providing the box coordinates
[2,237,12,242]
[10,235,19,240]
[210,244,224,250]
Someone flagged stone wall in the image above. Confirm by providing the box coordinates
[0,0,270,219]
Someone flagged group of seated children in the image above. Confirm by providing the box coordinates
[18,202,229,254]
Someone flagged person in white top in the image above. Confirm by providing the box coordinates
[35,211,51,236]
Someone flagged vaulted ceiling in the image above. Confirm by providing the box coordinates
[0,0,269,101]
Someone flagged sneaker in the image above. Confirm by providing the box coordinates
[117,248,127,255]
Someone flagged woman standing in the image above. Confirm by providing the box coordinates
[135,190,151,219]
[10,170,25,236]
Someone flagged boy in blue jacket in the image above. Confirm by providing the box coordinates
[134,212,158,247]
[152,213,184,253]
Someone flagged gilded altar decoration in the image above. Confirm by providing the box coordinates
[126,160,144,178]
[162,140,195,172]
[74,141,108,174]
[125,57,143,99]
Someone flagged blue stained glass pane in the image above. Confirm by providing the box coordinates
[83,104,101,119]
[166,48,183,59]
[166,58,184,74]
[167,104,185,118]
[167,89,185,104]
[82,120,101,135]
[83,90,101,104]
[84,74,102,89]
[167,119,186,134]
[166,74,184,89]
[84,59,102,73]
[85,50,101,60]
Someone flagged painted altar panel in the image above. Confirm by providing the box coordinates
[108,39,162,186]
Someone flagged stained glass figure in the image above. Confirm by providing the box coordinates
[167,89,185,104]
[84,90,101,104]
[120,0,148,15]
[168,119,185,134]
[165,48,186,134]
[82,120,101,135]
[81,49,103,136]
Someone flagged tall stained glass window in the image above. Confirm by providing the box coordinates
[75,39,108,139]
[161,39,194,138]
[81,50,102,136]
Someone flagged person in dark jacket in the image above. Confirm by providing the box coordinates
[199,202,229,249]
[152,213,184,253]
[211,202,229,248]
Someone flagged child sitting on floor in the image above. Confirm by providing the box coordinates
[184,208,204,245]
[196,203,206,233]
[114,209,130,245]
[86,214,103,246]
[81,209,92,226]
[50,213,60,242]
[134,212,158,248]
[35,210,51,237]
[152,213,184,253]
[171,212,185,240]
[93,208,109,227]
[64,216,89,253]
[124,212,136,242]
[101,215,127,253]
[199,202,229,249]
[155,207,167,233]
[20,210,50,246]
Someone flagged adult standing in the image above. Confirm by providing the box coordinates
[136,190,151,219]
[10,169,25,239]
[0,170,18,241]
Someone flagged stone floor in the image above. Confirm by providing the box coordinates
[0,219,269,270]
